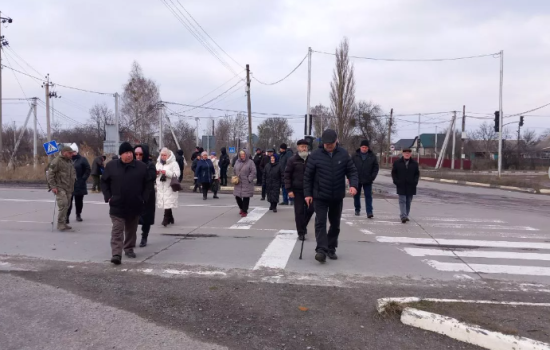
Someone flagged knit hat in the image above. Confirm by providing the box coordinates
[211,151,216,156]
[61,146,73,153]
[118,142,134,155]
[360,140,370,147]
[280,143,288,150]
[321,129,337,144]
[297,139,308,146]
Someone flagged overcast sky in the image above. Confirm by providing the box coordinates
[2,0,550,147]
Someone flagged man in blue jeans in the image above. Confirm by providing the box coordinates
[391,148,420,223]
[352,140,379,218]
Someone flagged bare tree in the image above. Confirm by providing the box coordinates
[311,104,332,138]
[330,37,356,150]
[88,103,114,154]
[120,61,161,145]
[228,113,247,148]
[467,122,498,159]
[215,115,232,151]
[257,117,293,150]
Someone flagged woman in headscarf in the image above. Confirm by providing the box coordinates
[134,144,156,247]
[263,153,282,213]
[156,147,180,226]
[195,151,215,200]
[233,149,256,217]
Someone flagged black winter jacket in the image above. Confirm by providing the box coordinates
[304,146,358,201]
[219,148,230,169]
[284,153,307,193]
[253,153,263,169]
[391,157,420,196]
[263,161,282,203]
[101,159,148,219]
[135,145,156,225]
[72,154,91,196]
[91,156,104,176]
[352,150,379,185]
[279,149,294,172]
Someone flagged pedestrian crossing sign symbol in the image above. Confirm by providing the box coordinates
[228,147,236,153]
[43,140,59,155]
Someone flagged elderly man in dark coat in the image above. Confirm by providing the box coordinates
[91,155,106,193]
[391,148,420,223]
[102,142,148,265]
[67,145,91,223]
[134,144,156,247]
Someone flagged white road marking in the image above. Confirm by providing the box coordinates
[342,214,505,223]
[230,207,269,229]
[253,230,298,270]
[163,269,227,276]
[361,229,375,235]
[424,260,550,276]
[376,236,550,250]
[454,274,475,280]
[404,247,550,261]
[361,220,538,231]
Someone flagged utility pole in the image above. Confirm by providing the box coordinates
[48,90,60,127]
[417,114,421,162]
[451,111,457,169]
[114,93,120,148]
[306,47,312,137]
[435,126,438,159]
[33,97,37,168]
[0,12,14,167]
[42,74,53,143]
[195,117,199,147]
[498,50,504,177]
[158,102,164,150]
[12,121,16,145]
[460,105,466,170]
[246,64,253,151]
[387,108,393,164]
[8,103,33,169]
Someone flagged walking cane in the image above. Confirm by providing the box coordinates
[299,201,308,260]
[51,194,57,232]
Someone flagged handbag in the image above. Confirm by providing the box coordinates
[170,176,182,192]
[231,175,240,185]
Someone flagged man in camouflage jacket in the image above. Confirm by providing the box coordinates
[47,146,76,231]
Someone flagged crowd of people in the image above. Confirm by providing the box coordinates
[46,129,419,265]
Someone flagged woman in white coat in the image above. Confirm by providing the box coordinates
[156,148,180,226]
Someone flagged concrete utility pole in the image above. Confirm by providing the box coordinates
[8,103,33,169]
[158,102,164,150]
[246,64,253,151]
[417,114,421,162]
[42,74,53,143]
[0,12,14,167]
[435,126,438,159]
[451,111,457,169]
[306,47,312,137]
[436,114,456,169]
[195,117,199,147]
[387,108,393,164]
[460,105,466,170]
[498,50,504,177]
[33,97,37,168]
[114,92,120,147]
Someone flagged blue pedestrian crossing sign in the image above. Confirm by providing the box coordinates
[228,147,236,153]
[43,140,59,155]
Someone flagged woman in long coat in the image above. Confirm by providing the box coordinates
[233,149,256,217]
[156,148,180,226]
[195,151,215,200]
[263,154,282,212]
[135,144,156,247]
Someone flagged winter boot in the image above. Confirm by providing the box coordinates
[139,238,147,247]
[76,214,83,222]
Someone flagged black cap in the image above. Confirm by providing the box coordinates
[403,148,412,152]
[297,139,308,146]
[360,140,370,147]
[280,143,288,150]
[267,148,275,153]
[321,129,338,144]
[119,142,134,156]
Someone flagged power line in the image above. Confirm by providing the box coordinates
[36,99,84,126]
[312,50,500,62]
[5,46,43,76]
[252,52,309,86]
[505,101,550,118]
[1,49,32,107]
[175,80,245,114]
[163,100,302,118]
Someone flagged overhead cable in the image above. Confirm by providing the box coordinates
[312,50,500,62]
[252,52,309,86]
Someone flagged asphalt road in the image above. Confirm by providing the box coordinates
[0,176,549,349]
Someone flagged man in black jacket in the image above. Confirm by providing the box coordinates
[285,139,315,241]
[102,142,148,265]
[135,144,156,248]
[67,144,91,223]
[260,149,274,200]
[191,147,200,162]
[352,140,379,218]
[219,147,230,186]
[175,149,185,182]
[304,129,358,263]
[278,143,294,205]
[253,148,263,185]
[391,148,420,224]
[90,155,106,193]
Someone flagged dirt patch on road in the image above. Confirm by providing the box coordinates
[406,300,550,344]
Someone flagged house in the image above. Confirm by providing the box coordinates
[417,134,446,156]
[391,138,415,156]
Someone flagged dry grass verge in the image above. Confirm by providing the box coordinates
[428,173,548,191]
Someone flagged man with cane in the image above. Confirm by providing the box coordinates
[284,139,314,242]
[304,129,358,263]
[47,146,76,232]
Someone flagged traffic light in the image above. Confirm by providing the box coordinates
[304,136,315,151]
[519,116,524,127]
[494,111,500,132]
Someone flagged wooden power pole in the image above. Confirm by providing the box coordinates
[246,64,253,151]
[387,108,393,165]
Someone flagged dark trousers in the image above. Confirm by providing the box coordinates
[262,183,266,199]
[142,223,151,239]
[293,191,315,235]
[220,167,228,186]
[281,185,289,204]
[314,199,343,254]
[354,183,373,214]
[202,182,211,198]
[256,167,263,185]
[269,202,278,210]
[193,179,202,192]
[110,215,139,256]
[235,197,250,213]
[91,175,101,191]
[178,168,184,182]
[67,194,84,218]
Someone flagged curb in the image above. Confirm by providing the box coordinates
[189,185,262,192]
[377,297,550,350]
[420,177,547,194]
